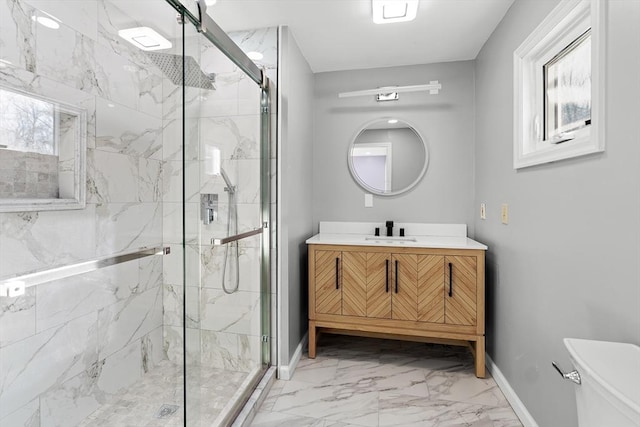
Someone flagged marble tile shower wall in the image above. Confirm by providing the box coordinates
[0,0,169,425]
[162,27,278,373]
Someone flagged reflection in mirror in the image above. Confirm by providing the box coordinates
[348,119,427,196]
[0,86,86,211]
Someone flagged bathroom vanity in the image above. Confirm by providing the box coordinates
[306,222,488,378]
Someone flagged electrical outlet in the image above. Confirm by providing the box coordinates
[501,204,509,224]
[480,203,486,220]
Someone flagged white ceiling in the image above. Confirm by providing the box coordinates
[206,0,515,73]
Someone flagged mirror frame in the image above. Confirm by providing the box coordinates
[347,118,429,197]
[0,85,87,212]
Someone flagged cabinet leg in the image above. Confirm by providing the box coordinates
[474,337,486,378]
[308,321,317,359]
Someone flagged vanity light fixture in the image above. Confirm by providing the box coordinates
[31,11,61,29]
[118,27,172,51]
[338,81,441,101]
[372,0,419,24]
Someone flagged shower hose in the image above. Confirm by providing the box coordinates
[222,189,240,294]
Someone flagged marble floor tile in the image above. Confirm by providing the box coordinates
[251,336,523,427]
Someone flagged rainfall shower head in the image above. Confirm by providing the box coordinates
[146,52,216,90]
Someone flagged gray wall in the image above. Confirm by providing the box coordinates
[313,62,476,233]
[474,1,640,426]
[277,26,315,369]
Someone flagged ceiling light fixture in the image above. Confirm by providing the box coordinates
[31,11,61,30]
[372,0,419,24]
[118,27,172,51]
[247,51,264,61]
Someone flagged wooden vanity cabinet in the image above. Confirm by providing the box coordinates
[308,244,486,378]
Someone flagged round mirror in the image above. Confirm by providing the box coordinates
[348,118,428,196]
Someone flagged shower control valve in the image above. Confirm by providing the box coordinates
[201,194,218,225]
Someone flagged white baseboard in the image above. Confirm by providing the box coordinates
[486,353,538,427]
[278,333,308,381]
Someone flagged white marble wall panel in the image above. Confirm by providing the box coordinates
[93,42,163,118]
[163,160,200,203]
[0,0,36,72]
[97,339,142,394]
[163,202,199,245]
[97,285,162,359]
[163,243,200,287]
[0,288,35,348]
[39,371,100,427]
[0,398,39,427]
[200,330,261,372]
[96,0,169,74]
[164,325,200,366]
[36,261,138,333]
[200,115,261,161]
[139,255,163,293]
[141,326,165,373]
[89,149,138,203]
[0,206,97,276]
[95,97,163,160]
[24,0,98,41]
[163,116,200,162]
[138,158,162,202]
[200,289,261,336]
[95,202,162,256]
[164,284,199,328]
[36,19,97,94]
[0,313,98,419]
[200,243,261,293]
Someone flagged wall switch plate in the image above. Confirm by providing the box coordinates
[501,203,509,224]
[364,193,373,208]
[480,203,486,220]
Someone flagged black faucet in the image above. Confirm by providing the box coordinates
[385,220,394,237]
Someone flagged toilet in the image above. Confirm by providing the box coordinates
[563,338,640,427]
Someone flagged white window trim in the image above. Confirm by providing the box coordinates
[513,0,606,169]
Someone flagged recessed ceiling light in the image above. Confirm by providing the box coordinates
[118,27,172,51]
[31,12,61,30]
[388,119,399,124]
[205,0,217,5]
[372,0,419,24]
[247,51,264,61]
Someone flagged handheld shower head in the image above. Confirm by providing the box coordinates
[220,168,236,194]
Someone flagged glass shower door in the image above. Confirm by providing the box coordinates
[181,18,269,427]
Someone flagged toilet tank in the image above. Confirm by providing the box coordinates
[564,338,640,427]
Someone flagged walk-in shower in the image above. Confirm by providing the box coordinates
[0,0,273,425]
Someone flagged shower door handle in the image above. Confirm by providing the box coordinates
[211,226,264,245]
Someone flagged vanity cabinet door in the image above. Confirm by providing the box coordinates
[417,255,445,323]
[365,252,392,319]
[342,252,367,317]
[391,254,419,321]
[444,256,477,326]
[314,250,342,315]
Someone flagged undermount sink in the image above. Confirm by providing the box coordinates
[365,236,417,242]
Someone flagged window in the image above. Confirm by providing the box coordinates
[0,88,58,155]
[544,29,591,142]
[514,0,605,169]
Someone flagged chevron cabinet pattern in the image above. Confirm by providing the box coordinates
[308,244,486,378]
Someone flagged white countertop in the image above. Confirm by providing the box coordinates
[306,233,488,250]
[307,222,488,250]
